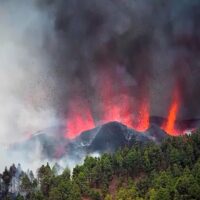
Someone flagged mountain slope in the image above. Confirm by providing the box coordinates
[13,121,169,159]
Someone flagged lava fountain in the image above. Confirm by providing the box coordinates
[65,97,95,139]
[65,67,151,139]
[64,65,195,139]
[99,68,134,128]
[134,98,150,132]
[162,87,182,136]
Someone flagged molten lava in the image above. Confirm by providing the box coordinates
[99,67,135,129]
[65,67,151,139]
[134,99,150,132]
[162,89,181,136]
[64,67,191,139]
[102,95,135,128]
[65,97,95,139]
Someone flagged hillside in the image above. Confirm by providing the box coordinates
[11,121,169,160]
[1,129,200,200]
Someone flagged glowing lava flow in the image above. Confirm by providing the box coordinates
[65,97,95,139]
[99,68,135,129]
[134,99,150,132]
[101,93,134,128]
[65,68,152,139]
[162,89,181,136]
[98,68,150,132]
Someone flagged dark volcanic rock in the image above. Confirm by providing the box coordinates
[74,121,168,153]
[145,124,169,143]
[12,121,169,159]
[87,121,130,152]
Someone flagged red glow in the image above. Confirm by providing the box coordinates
[65,67,152,139]
[134,99,150,132]
[99,68,135,128]
[102,95,135,128]
[64,67,194,139]
[65,97,95,139]
[162,88,181,136]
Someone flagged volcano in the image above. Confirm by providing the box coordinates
[74,121,168,153]
[11,116,199,161]
[11,116,200,162]
[64,68,199,138]
[11,120,168,159]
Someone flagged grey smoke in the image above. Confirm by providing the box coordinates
[0,0,200,171]
[0,0,59,171]
[38,0,200,119]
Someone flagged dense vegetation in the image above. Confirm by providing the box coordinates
[1,130,200,200]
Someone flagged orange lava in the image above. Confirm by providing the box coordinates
[99,68,135,129]
[65,67,151,139]
[64,68,190,139]
[134,99,150,132]
[162,89,181,136]
[65,97,95,139]
[102,95,135,128]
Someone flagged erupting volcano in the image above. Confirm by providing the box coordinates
[38,0,200,142]
[65,68,194,139]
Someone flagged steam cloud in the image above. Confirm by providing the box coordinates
[0,0,200,171]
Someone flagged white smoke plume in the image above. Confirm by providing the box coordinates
[0,1,55,143]
[0,0,59,171]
